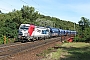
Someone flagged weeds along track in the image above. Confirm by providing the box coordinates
[0,37,61,60]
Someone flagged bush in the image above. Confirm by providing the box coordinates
[73,36,86,42]
[0,35,4,44]
[0,35,10,44]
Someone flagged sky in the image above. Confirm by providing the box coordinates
[0,0,90,24]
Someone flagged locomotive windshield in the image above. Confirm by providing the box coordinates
[20,26,29,30]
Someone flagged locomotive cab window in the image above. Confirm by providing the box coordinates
[42,30,47,34]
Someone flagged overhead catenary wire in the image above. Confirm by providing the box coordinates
[0,8,10,12]
[31,0,54,27]
[20,0,28,5]
[1,0,13,7]
[0,0,54,27]
[31,0,39,6]
[20,0,48,15]
[0,0,51,15]
[0,0,18,13]
[31,0,52,16]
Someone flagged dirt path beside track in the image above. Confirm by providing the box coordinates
[7,41,61,60]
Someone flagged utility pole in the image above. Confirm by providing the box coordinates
[45,21,46,27]
[53,22,55,27]
[74,23,76,31]
[73,23,76,36]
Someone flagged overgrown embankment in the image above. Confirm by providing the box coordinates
[40,42,90,60]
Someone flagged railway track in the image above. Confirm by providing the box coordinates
[0,37,61,60]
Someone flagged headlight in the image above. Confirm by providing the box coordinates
[18,31,23,35]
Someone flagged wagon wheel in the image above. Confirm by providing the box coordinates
[44,37,46,40]
[31,38,34,42]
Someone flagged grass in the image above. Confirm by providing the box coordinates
[0,38,16,44]
[51,49,62,60]
[0,40,4,44]
[40,42,90,60]
[60,42,90,60]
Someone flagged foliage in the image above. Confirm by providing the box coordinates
[73,36,85,42]
[41,42,90,60]
[0,5,78,44]
[0,35,10,44]
[1,5,90,43]
[60,42,90,60]
[0,35,4,44]
[74,17,90,42]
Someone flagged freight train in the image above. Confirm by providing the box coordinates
[18,24,76,42]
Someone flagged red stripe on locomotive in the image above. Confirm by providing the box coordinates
[28,25,35,36]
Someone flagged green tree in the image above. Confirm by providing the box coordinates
[21,5,39,24]
[0,5,79,44]
[0,10,2,14]
[77,17,90,42]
